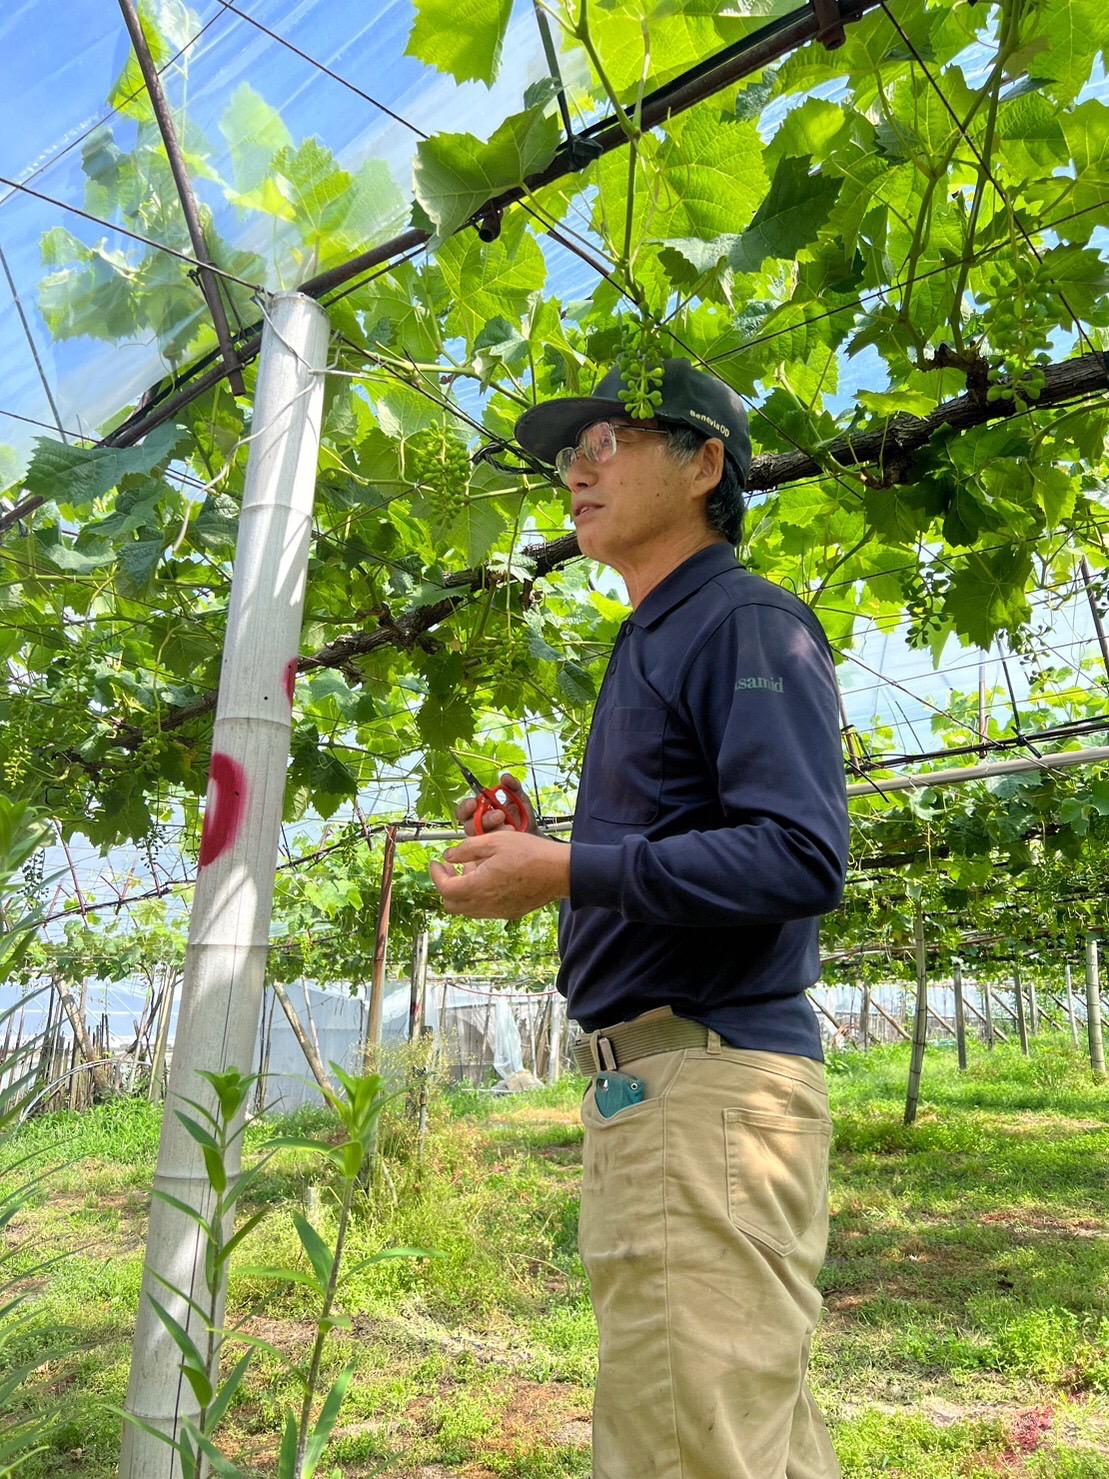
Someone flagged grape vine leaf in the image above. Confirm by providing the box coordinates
[405,0,512,85]
[413,105,561,241]
[16,422,188,507]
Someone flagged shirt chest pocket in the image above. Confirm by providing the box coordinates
[588,706,667,826]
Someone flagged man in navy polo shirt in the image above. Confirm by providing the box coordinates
[430,359,849,1479]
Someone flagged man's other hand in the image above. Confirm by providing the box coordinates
[429,830,570,919]
[455,772,539,836]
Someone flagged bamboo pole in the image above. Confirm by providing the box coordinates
[1012,967,1029,1055]
[952,962,968,1070]
[35,983,57,1086]
[1064,963,1079,1048]
[1027,975,1040,1035]
[904,906,928,1126]
[1079,556,1109,684]
[121,292,329,1476]
[66,1032,80,1111]
[147,966,178,1103]
[363,823,398,1065]
[254,988,275,1115]
[1086,936,1106,1080]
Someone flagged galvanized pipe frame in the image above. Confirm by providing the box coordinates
[116,0,246,395]
[101,0,876,450]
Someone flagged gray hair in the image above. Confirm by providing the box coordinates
[661,424,745,546]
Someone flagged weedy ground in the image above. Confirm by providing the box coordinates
[2,1030,1107,1477]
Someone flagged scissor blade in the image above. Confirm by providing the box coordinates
[450,752,484,794]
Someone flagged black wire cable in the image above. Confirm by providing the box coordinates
[878,0,1101,363]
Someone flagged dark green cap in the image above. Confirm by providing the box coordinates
[514,358,751,484]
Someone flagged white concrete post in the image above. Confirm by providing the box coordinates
[121,294,329,1475]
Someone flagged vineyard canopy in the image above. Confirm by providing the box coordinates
[0,0,1107,966]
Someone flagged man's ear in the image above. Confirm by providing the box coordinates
[692,437,724,498]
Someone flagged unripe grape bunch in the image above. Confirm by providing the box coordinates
[616,314,665,420]
[978,258,1055,411]
[405,426,472,523]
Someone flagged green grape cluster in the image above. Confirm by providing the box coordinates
[978,259,1055,411]
[463,629,530,709]
[904,568,949,650]
[406,426,471,524]
[616,314,665,420]
[559,718,589,782]
[0,693,38,795]
[0,731,32,792]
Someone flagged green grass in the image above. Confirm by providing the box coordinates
[1,1032,1106,1476]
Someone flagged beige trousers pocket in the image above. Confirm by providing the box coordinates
[725,1106,831,1257]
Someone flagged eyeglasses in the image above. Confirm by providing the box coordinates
[554,420,668,486]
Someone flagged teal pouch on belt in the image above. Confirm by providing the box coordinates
[593,1071,645,1118]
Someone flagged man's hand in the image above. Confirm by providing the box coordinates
[455,772,538,836]
[429,829,570,919]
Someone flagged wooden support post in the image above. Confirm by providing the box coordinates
[952,961,968,1071]
[52,976,112,1098]
[408,930,429,1043]
[1013,966,1029,1055]
[1033,995,1063,1031]
[364,823,399,1066]
[904,906,928,1125]
[810,992,846,1041]
[1086,936,1106,1080]
[1027,975,1039,1035]
[1064,963,1079,1048]
[860,982,870,1050]
[981,978,995,1048]
[870,996,912,1043]
[962,987,1007,1044]
[926,1003,958,1037]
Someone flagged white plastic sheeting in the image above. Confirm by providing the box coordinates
[251,978,558,1113]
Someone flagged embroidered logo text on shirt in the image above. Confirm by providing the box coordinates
[735,675,784,692]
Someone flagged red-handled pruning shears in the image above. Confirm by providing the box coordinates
[450,753,530,835]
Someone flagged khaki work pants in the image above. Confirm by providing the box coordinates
[577,1027,839,1479]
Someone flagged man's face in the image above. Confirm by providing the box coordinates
[564,420,700,566]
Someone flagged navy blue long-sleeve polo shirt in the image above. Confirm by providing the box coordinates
[558,542,849,1061]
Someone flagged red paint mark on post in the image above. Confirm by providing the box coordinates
[198,753,247,867]
[283,658,297,705]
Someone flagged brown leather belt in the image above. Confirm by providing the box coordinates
[571,1011,708,1075]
